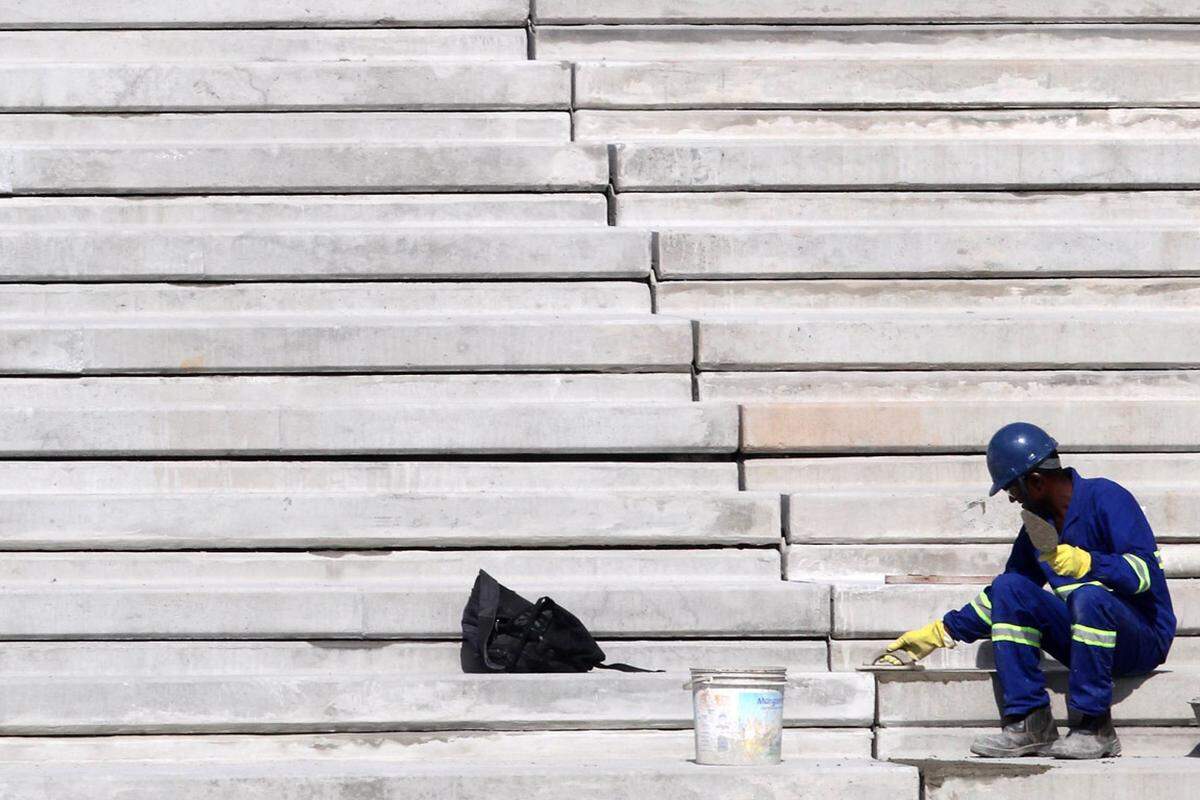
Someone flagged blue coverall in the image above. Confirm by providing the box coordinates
[942,468,1176,718]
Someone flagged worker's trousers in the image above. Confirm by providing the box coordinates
[988,573,1166,718]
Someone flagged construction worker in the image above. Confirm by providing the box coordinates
[880,422,1176,759]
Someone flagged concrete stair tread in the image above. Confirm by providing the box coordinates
[830,638,1200,672]
[0,488,782,549]
[0,29,527,62]
[580,59,1200,110]
[0,226,645,280]
[0,61,572,112]
[0,194,609,227]
[6,142,605,194]
[611,140,1200,190]
[878,728,1200,759]
[535,2,1200,23]
[0,1,530,28]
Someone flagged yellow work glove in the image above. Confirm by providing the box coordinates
[1040,544,1092,579]
[878,619,956,665]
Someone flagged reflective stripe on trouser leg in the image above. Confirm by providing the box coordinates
[1072,624,1117,649]
[992,623,1042,648]
[1055,581,1109,599]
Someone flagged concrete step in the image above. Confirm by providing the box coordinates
[1,314,691,375]
[653,225,1200,279]
[617,190,1200,227]
[0,756,917,799]
[0,229,648,279]
[0,112,571,145]
[919,759,1200,800]
[0,640,829,676]
[0,282,651,315]
[0,671,870,734]
[0,61,569,112]
[0,489,782,549]
[746,454,1200,491]
[0,29,526,61]
[830,638,1200,672]
[876,669,1197,726]
[541,24,1200,61]
[0,729,873,765]
[5,143,605,194]
[787,544,1200,582]
[0,460,738,493]
[579,108,1200,143]
[612,140,1200,191]
[832,582,1200,637]
[536,1,1200,23]
[782,484,1200,544]
[580,59,1200,110]
[0,375,730,454]
[0,194,608,227]
[0,1,529,28]
[694,312,1200,370]
[878,728,1200,759]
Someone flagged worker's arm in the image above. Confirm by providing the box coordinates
[1084,484,1162,596]
[942,528,1045,643]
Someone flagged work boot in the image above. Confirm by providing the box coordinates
[969,705,1059,757]
[1046,712,1122,759]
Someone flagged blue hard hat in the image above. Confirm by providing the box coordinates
[986,422,1059,496]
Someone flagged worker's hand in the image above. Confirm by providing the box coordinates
[878,620,956,665]
[1039,544,1092,579]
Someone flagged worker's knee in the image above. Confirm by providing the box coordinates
[991,572,1043,603]
[1068,585,1118,625]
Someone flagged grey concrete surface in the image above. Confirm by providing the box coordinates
[613,140,1200,191]
[0,29,526,62]
[0,459,737,493]
[0,1,529,27]
[0,228,649,279]
[580,59,1200,109]
[0,112,571,144]
[0,194,608,226]
[876,669,1198,726]
[7,143,606,194]
[654,225,1200,279]
[0,672,871,733]
[0,757,917,800]
[536,1,1200,23]
[0,61,570,112]
[0,489,781,549]
[920,759,1200,800]
[834,637,1200,672]
[876,727,1200,759]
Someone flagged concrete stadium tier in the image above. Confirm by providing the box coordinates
[0,757,918,800]
[0,194,609,226]
[0,112,572,145]
[0,459,738,492]
[0,671,870,733]
[0,1,530,27]
[613,140,1200,191]
[536,1,1200,23]
[830,639,1200,672]
[4,144,606,194]
[0,230,648,280]
[0,640,829,675]
[617,190,1200,226]
[833,583,1200,638]
[0,29,528,61]
[0,489,781,549]
[540,24,1200,61]
[877,728,1200,759]
[0,729,873,764]
[579,60,1200,110]
[921,760,1200,800]
[876,669,1198,726]
[579,108,1200,142]
[0,62,570,112]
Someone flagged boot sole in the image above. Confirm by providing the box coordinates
[969,740,1058,758]
[1050,741,1122,760]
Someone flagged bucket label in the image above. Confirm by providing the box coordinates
[693,687,784,765]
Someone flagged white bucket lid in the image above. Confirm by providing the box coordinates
[685,667,788,689]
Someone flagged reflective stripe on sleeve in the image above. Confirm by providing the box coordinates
[1123,554,1151,594]
[1154,549,1164,568]
[970,589,992,625]
[1072,623,1117,649]
[992,622,1042,648]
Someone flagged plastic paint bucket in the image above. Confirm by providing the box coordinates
[684,667,787,766]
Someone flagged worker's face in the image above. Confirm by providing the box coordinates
[1006,472,1050,513]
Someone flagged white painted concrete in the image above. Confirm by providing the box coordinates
[878,727,1200,759]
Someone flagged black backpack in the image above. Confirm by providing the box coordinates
[460,570,661,674]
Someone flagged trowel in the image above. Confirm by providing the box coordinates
[1021,508,1059,556]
